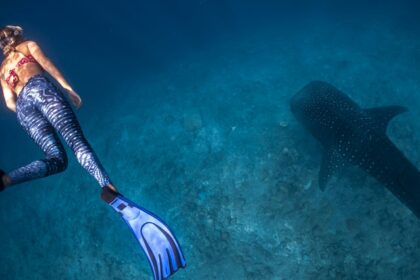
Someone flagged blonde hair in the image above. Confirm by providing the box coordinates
[0,25,24,56]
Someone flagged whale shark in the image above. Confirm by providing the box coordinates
[290,80,420,218]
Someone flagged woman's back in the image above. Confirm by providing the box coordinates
[0,41,43,95]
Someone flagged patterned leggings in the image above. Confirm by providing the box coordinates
[8,75,111,187]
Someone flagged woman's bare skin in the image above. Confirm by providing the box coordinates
[0,40,82,112]
[0,41,117,192]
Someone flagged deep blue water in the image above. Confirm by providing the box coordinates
[1,1,420,279]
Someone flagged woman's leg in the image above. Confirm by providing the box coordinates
[36,82,113,188]
[6,105,68,186]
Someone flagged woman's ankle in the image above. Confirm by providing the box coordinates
[105,184,118,192]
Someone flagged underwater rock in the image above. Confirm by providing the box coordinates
[279,121,289,128]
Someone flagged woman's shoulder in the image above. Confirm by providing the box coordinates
[16,40,37,52]
[1,40,38,74]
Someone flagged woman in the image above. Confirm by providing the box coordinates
[0,25,116,191]
[0,25,186,280]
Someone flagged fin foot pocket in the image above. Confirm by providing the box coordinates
[101,185,120,203]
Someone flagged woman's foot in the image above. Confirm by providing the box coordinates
[101,184,120,203]
[0,170,11,191]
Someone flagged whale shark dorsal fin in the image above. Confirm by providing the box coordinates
[365,106,408,133]
[319,148,345,191]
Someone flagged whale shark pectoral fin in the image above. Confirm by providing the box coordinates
[319,157,332,192]
[319,148,345,191]
[365,106,408,133]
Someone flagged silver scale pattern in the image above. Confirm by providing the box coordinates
[8,75,111,187]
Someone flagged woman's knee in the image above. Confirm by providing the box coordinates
[47,154,68,174]
[57,154,69,172]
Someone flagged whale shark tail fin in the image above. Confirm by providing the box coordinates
[365,105,408,133]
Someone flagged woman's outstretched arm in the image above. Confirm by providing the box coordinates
[27,41,82,108]
[1,79,16,112]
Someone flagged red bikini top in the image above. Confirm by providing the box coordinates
[5,53,38,89]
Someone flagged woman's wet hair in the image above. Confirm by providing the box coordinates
[0,25,24,55]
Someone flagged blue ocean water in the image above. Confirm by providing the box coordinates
[1,0,420,279]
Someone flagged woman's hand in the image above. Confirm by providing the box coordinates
[67,89,83,109]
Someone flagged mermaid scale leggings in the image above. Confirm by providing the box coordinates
[8,75,111,187]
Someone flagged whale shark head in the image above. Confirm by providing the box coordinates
[290,81,334,116]
[290,81,360,145]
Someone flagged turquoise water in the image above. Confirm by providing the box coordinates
[1,1,420,279]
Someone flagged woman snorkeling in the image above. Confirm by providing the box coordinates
[0,25,115,191]
[0,25,185,280]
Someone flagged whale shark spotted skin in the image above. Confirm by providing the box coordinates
[291,81,420,219]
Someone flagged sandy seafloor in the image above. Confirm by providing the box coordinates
[1,19,420,280]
